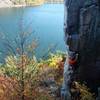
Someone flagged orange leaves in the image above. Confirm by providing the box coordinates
[0,51,65,100]
[0,76,19,100]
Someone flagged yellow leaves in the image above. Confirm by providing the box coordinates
[71,81,95,100]
[27,0,44,5]
[5,55,17,68]
[48,55,63,69]
[0,52,65,100]
[49,61,57,67]
[0,68,4,75]
[0,89,4,95]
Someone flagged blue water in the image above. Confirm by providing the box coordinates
[0,4,66,62]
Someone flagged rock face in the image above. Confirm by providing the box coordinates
[79,4,100,83]
[64,0,100,92]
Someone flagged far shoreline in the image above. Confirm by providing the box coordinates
[0,5,27,8]
[0,3,44,8]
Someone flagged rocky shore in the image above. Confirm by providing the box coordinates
[0,0,24,8]
[0,4,27,8]
[0,0,44,8]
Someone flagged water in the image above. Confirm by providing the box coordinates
[0,4,66,62]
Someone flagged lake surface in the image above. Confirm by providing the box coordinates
[0,4,66,62]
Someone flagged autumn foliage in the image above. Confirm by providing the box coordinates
[0,51,65,100]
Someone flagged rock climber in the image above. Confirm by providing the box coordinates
[61,0,100,99]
